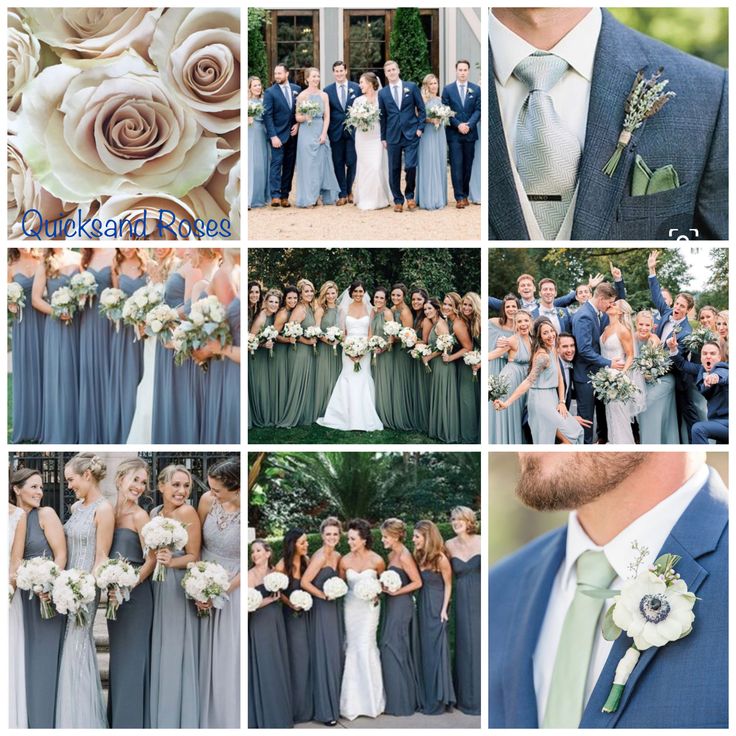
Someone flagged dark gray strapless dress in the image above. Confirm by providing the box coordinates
[78,266,114,443]
[107,528,153,728]
[379,566,422,715]
[451,554,480,715]
[11,273,45,443]
[21,508,65,728]
[283,577,313,723]
[107,274,146,444]
[248,583,293,728]
[417,569,456,714]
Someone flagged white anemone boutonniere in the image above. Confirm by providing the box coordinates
[584,546,697,714]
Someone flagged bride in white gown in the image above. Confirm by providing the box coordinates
[339,521,386,720]
[317,282,384,431]
[353,72,392,210]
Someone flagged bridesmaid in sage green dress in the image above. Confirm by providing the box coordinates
[278,279,318,428]
[270,286,298,427]
[411,288,432,435]
[423,299,460,443]
[390,285,415,431]
[370,287,395,428]
[249,289,281,428]
[314,281,342,418]
[461,293,483,440]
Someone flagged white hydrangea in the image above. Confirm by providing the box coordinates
[379,569,402,593]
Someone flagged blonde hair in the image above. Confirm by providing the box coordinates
[320,516,342,533]
[451,506,478,535]
[113,248,148,278]
[462,292,482,340]
[421,73,439,101]
[262,288,283,312]
[305,67,320,82]
[43,248,62,278]
[513,309,532,330]
[413,520,446,572]
[444,291,462,317]
[317,280,339,311]
[65,453,106,482]
[296,278,315,303]
[248,75,263,98]
[380,518,406,542]
[635,310,654,327]
[115,458,150,493]
[157,464,192,487]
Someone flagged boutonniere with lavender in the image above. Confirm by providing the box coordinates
[602,67,676,177]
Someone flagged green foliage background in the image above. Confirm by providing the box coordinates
[389,8,432,84]
[247,8,269,85]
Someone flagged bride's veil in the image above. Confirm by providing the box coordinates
[337,288,371,333]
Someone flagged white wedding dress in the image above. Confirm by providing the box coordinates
[317,314,384,431]
[340,569,386,720]
[126,335,156,443]
[353,96,392,210]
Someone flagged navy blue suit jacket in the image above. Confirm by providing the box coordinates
[263,82,301,143]
[489,468,729,727]
[323,81,362,142]
[488,9,728,240]
[441,81,481,142]
[529,305,572,334]
[648,275,693,349]
[571,300,611,382]
[378,81,426,144]
[672,355,729,422]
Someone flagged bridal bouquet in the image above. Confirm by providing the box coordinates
[344,99,379,133]
[324,325,344,355]
[70,271,98,308]
[296,99,322,124]
[145,303,181,345]
[435,333,456,355]
[464,349,482,380]
[259,324,279,358]
[181,560,231,617]
[379,569,402,593]
[398,326,418,349]
[354,577,382,606]
[343,335,369,372]
[283,321,303,351]
[289,589,313,613]
[98,287,127,331]
[141,516,189,582]
[51,568,96,627]
[488,374,510,402]
[426,102,455,127]
[382,319,401,350]
[122,283,164,336]
[247,333,260,355]
[322,576,348,600]
[95,557,139,620]
[368,335,387,365]
[50,287,77,324]
[248,100,264,122]
[262,571,289,593]
[174,295,233,368]
[15,556,60,619]
[590,367,641,404]
[7,282,25,321]
[682,327,718,358]
[633,344,672,384]
[247,587,263,613]
[305,325,323,354]
[411,343,433,373]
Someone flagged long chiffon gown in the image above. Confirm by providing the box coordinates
[55,499,107,728]
[11,273,45,443]
[283,577,313,723]
[270,311,292,426]
[427,325,460,442]
[314,307,342,418]
[487,321,514,442]
[451,554,480,715]
[248,312,272,428]
[390,310,415,431]
[416,98,448,210]
[279,307,317,427]
[248,98,270,208]
[9,506,27,728]
[370,310,395,428]
[296,95,340,208]
[455,325,479,443]
[199,500,241,728]
[489,338,530,444]
[634,339,680,444]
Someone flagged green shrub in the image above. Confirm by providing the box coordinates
[247,8,269,87]
[389,8,432,85]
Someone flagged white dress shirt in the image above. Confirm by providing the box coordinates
[280,81,292,109]
[538,304,561,333]
[489,8,602,239]
[532,464,708,723]
[660,315,687,345]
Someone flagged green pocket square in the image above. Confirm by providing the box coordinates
[631,154,680,196]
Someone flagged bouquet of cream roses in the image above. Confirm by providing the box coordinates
[15,556,61,619]
[247,587,263,613]
[141,516,189,582]
[343,335,369,372]
[70,271,98,308]
[50,287,77,324]
[145,303,181,344]
[322,576,348,600]
[122,283,164,337]
[51,568,96,627]
[172,295,232,368]
[7,282,26,321]
[181,560,231,618]
[98,287,127,331]
[323,325,344,355]
[95,557,139,620]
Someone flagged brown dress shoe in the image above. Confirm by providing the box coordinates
[280,199,291,208]
[336,197,347,206]
[455,200,465,209]
[347,194,354,203]
[271,198,281,207]
[406,199,417,211]
[393,204,403,213]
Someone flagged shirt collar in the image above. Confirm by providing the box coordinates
[489,7,601,86]
[561,464,709,589]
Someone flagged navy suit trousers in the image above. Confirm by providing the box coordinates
[447,131,475,200]
[330,134,356,198]
[387,137,420,204]
[269,135,298,199]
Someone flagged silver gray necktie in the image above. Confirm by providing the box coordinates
[340,84,346,109]
[393,84,401,108]
[514,52,581,240]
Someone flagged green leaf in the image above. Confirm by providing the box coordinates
[602,603,622,641]
[653,553,681,575]
[579,583,620,599]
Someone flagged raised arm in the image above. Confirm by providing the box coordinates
[488,296,503,312]
[553,290,577,309]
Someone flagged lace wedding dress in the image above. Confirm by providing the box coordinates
[353,96,392,210]
[339,569,386,720]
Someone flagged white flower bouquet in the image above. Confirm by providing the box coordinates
[435,333,456,355]
[283,321,303,351]
[145,303,180,345]
[379,569,402,593]
[70,271,98,308]
[122,283,164,336]
[304,325,323,354]
[247,332,260,355]
[382,319,401,351]
[141,516,189,582]
[8,282,26,321]
[681,327,718,358]
[426,102,456,127]
[174,295,232,368]
[262,571,289,593]
[324,325,345,355]
[322,576,348,600]
[296,99,322,123]
[95,557,139,620]
[590,367,641,404]
[368,335,387,365]
[181,560,231,618]
[398,326,418,349]
[248,100,264,122]
[343,335,369,372]
[98,287,127,331]
[51,568,96,627]
[344,99,380,132]
[464,349,482,381]
[50,287,77,324]
[259,324,279,358]
[633,344,673,384]
[247,586,263,613]
[410,343,433,373]
[15,556,60,619]
[488,374,510,402]
[354,577,382,606]
[289,589,313,612]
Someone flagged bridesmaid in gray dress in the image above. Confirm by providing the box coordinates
[412,520,456,715]
[11,468,66,729]
[198,458,241,728]
[149,464,202,728]
[248,76,270,208]
[33,248,82,443]
[78,248,115,443]
[416,76,448,211]
[107,458,154,728]
[56,453,114,728]
[9,249,45,443]
[379,519,422,716]
[248,539,294,728]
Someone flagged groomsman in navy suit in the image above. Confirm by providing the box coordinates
[262,64,301,207]
[442,60,481,208]
[378,59,426,212]
[324,61,362,205]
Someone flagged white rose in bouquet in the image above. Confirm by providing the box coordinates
[98,287,127,331]
[95,557,139,620]
[181,561,231,617]
[52,568,96,627]
[354,577,382,605]
[50,287,77,324]
[323,325,344,355]
[141,516,189,582]
[379,569,402,593]
[262,571,289,593]
[248,587,263,613]
[343,336,369,372]
[398,326,418,348]
[8,11,40,112]
[289,589,314,612]
[15,556,60,619]
[322,576,348,600]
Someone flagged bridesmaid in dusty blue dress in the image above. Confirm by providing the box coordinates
[78,249,115,443]
[248,539,294,728]
[295,68,339,208]
[12,468,66,728]
[416,75,448,210]
[107,458,153,728]
[149,464,202,728]
[248,76,270,208]
[488,295,518,440]
[9,249,44,442]
[468,137,481,203]
[56,453,114,728]
[198,458,241,728]
[33,248,81,444]
[108,249,147,444]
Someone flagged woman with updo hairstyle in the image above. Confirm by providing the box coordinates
[11,467,66,727]
[416,73,448,211]
[370,285,396,427]
[268,285,299,427]
[149,464,202,728]
[198,458,241,727]
[446,507,481,715]
[8,247,44,443]
[248,76,270,208]
[379,518,423,715]
[56,453,114,727]
[106,458,154,727]
[248,538,294,728]
[300,517,344,725]
[389,283,415,431]
[412,519,456,714]
[314,280,342,417]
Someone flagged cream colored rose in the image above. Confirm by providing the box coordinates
[16,55,227,202]
[150,8,240,134]
[21,8,162,64]
[8,11,41,112]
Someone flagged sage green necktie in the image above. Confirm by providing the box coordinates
[542,550,616,728]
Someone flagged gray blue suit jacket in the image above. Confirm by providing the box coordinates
[489,9,728,241]
[489,467,728,727]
